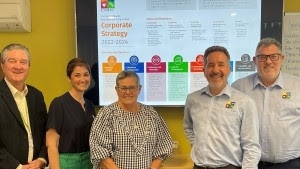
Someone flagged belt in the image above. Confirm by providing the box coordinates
[194,164,241,169]
[259,161,276,167]
[259,157,300,167]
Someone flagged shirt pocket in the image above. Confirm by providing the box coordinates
[276,99,300,121]
[218,108,240,133]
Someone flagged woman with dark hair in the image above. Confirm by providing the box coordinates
[46,58,95,169]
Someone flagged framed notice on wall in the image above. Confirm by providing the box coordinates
[282,12,300,77]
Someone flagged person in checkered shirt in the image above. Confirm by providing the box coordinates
[89,70,173,169]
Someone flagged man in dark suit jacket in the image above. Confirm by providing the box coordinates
[0,43,47,169]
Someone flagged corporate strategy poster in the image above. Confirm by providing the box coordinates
[97,0,260,106]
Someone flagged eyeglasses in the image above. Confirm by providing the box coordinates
[117,86,139,93]
[255,53,281,62]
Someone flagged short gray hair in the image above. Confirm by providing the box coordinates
[116,70,140,86]
[0,43,31,65]
[256,37,282,53]
[203,46,230,65]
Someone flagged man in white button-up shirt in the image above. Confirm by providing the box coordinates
[184,46,261,169]
[0,43,48,169]
[232,38,300,169]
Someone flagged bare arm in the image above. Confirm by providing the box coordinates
[99,157,120,169]
[46,129,60,169]
[150,158,163,169]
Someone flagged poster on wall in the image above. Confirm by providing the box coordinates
[282,12,300,77]
[97,0,260,106]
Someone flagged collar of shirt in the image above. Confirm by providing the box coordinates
[201,84,231,97]
[4,77,28,97]
[253,72,284,89]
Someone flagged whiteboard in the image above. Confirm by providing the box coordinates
[282,12,300,76]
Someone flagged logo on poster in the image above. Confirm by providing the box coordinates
[101,0,115,10]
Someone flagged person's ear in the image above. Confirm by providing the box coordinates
[253,56,257,63]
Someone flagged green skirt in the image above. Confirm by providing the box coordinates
[59,151,92,169]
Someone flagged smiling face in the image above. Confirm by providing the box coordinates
[254,44,284,86]
[115,75,141,108]
[1,49,30,90]
[69,65,91,93]
[204,51,230,95]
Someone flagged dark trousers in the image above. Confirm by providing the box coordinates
[193,164,241,169]
[258,157,300,169]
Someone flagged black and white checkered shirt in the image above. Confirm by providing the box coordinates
[90,102,173,169]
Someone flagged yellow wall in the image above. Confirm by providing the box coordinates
[285,0,300,12]
[0,0,299,155]
[0,0,75,105]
